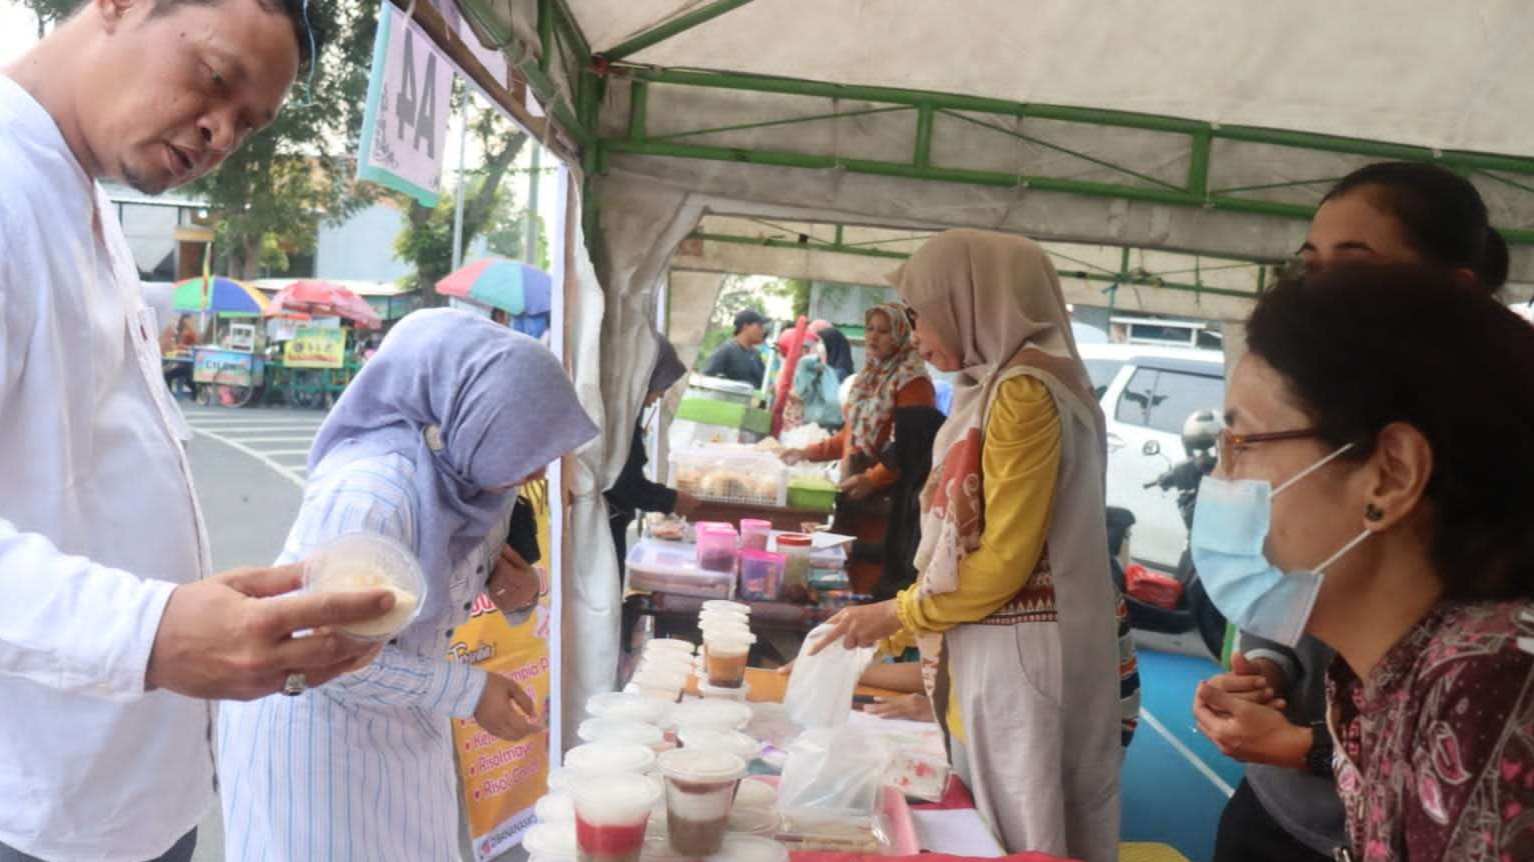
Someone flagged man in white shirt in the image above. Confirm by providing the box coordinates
[0,1,401,860]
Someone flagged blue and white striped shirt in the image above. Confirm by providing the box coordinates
[218,453,514,862]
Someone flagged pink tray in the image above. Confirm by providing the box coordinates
[754,776,920,856]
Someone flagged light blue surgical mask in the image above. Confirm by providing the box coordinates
[1191,444,1371,647]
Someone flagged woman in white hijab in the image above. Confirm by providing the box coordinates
[812,230,1122,861]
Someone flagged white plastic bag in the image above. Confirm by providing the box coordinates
[777,726,887,820]
[783,623,875,731]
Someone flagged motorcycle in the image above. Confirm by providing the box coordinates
[1110,411,1228,659]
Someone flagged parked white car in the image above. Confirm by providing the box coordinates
[1079,343,1226,572]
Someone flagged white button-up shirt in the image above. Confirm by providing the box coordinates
[0,75,215,861]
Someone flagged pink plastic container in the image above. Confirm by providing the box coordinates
[695,526,739,574]
[737,549,785,601]
[738,519,772,551]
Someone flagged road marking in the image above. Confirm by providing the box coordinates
[258,450,314,458]
[190,427,305,490]
[1139,707,1235,798]
[190,425,324,435]
[223,436,317,444]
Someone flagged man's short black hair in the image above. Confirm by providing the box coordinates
[733,309,767,334]
[149,0,325,67]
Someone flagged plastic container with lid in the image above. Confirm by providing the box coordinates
[738,520,772,551]
[701,600,751,616]
[670,698,753,731]
[771,534,814,591]
[643,638,698,656]
[656,749,750,856]
[736,550,785,602]
[523,822,579,858]
[731,778,777,811]
[536,792,577,823]
[627,540,735,600]
[571,773,664,862]
[695,526,739,575]
[701,631,756,689]
[706,835,790,862]
[671,446,787,507]
[725,805,780,837]
[302,531,426,640]
[577,719,667,751]
[564,741,658,774]
[675,727,760,763]
[695,680,752,703]
[588,692,671,726]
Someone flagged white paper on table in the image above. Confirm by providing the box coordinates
[910,809,1006,857]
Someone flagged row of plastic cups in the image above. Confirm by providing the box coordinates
[699,626,756,691]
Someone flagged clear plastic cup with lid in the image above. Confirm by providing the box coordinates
[701,631,756,689]
[536,792,577,823]
[737,520,772,552]
[706,835,789,862]
[587,691,671,726]
[701,600,751,616]
[643,638,698,656]
[675,727,759,763]
[772,534,813,590]
[571,773,664,862]
[577,718,667,752]
[302,531,426,640]
[656,748,749,856]
[564,741,658,774]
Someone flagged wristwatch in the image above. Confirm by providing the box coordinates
[1306,720,1335,777]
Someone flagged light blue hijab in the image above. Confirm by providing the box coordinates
[309,308,597,620]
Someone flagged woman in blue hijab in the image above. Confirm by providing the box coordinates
[218,309,597,862]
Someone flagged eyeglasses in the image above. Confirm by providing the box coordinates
[1217,427,1322,468]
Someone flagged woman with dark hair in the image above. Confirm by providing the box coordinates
[816,326,857,382]
[1197,159,1514,862]
[1303,161,1509,293]
[1192,265,1534,861]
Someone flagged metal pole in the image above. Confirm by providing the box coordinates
[451,115,468,271]
[526,143,542,264]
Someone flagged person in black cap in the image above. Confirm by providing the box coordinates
[702,309,769,384]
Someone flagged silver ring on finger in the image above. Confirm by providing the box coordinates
[282,671,307,696]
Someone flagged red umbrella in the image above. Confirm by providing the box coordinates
[265,280,383,329]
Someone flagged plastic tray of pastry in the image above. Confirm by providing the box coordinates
[670,445,787,507]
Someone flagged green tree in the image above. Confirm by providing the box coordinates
[393,93,529,300]
[20,0,379,280]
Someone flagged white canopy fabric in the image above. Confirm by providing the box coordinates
[575,0,1534,157]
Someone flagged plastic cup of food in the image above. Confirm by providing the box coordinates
[524,822,579,859]
[571,773,664,862]
[737,520,772,552]
[675,727,760,764]
[536,792,577,823]
[302,531,425,640]
[706,835,789,862]
[656,749,749,856]
[701,600,751,616]
[577,718,667,752]
[701,632,757,689]
[670,699,753,732]
[637,652,697,676]
[630,669,689,703]
[587,691,671,726]
[564,741,658,775]
[725,805,780,837]
[695,679,752,703]
[731,778,777,811]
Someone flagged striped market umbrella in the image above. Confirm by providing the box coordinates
[172,276,268,316]
[434,257,552,317]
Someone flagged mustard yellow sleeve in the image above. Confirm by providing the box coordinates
[896,375,1061,633]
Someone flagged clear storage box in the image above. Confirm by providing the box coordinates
[670,446,787,507]
[627,538,737,599]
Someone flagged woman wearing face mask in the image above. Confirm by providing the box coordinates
[1191,265,1534,862]
[781,303,935,593]
[218,310,599,862]
[1196,161,1511,862]
[606,330,702,574]
[809,231,1122,861]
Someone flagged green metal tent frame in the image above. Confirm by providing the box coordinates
[462,0,1534,268]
